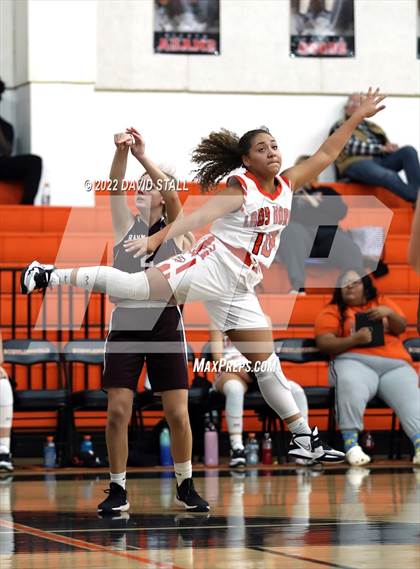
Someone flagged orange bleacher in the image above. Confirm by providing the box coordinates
[0,181,418,434]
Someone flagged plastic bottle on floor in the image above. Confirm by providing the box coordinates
[160,427,173,466]
[245,433,259,465]
[204,421,219,467]
[43,436,56,468]
[262,433,273,465]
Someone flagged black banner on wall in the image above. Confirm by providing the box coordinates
[154,0,220,55]
[290,0,355,57]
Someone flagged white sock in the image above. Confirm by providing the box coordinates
[110,472,126,490]
[255,353,300,420]
[229,434,244,451]
[0,378,13,454]
[174,460,192,486]
[288,417,311,436]
[55,266,150,300]
[223,379,246,448]
[54,268,72,287]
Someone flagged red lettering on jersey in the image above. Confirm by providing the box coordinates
[257,208,265,227]
[283,208,289,225]
[250,211,257,227]
[264,207,270,225]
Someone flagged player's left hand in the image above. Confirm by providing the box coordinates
[355,88,387,119]
[366,305,392,320]
[123,235,158,258]
[126,127,146,159]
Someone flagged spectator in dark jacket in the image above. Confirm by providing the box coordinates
[0,78,42,204]
[275,155,364,293]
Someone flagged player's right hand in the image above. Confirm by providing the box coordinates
[114,132,134,149]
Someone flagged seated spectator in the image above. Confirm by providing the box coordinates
[275,155,364,293]
[0,333,13,472]
[0,78,42,204]
[210,327,310,467]
[315,269,420,466]
[331,93,420,203]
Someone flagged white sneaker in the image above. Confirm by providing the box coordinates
[21,261,56,294]
[346,445,371,466]
[289,427,345,463]
[412,448,420,466]
[0,452,13,472]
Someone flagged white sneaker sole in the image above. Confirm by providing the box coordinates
[174,497,210,512]
[97,501,130,513]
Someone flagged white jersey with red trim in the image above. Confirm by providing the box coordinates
[210,170,292,268]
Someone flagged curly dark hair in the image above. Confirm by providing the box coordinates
[330,269,378,335]
[191,127,271,190]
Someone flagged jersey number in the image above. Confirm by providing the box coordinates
[252,231,278,258]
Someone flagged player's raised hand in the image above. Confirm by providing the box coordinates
[114,132,134,149]
[355,88,386,119]
[126,127,146,160]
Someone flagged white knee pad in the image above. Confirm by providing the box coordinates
[255,353,300,420]
[223,379,246,434]
[289,380,309,422]
[0,377,13,428]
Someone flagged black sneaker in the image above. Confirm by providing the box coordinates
[0,453,13,472]
[21,261,56,294]
[175,478,209,512]
[229,447,246,468]
[313,429,345,463]
[97,482,130,513]
[289,427,345,464]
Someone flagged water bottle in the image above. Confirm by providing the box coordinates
[245,433,259,465]
[262,433,273,465]
[41,182,51,205]
[204,423,219,466]
[80,435,94,456]
[159,427,173,466]
[43,436,56,468]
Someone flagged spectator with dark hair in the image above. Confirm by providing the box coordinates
[315,269,420,466]
[275,155,364,294]
[0,78,42,204]
[331,93,420,203]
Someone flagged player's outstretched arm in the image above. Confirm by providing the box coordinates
[283,88,386,190]
[123,180,244,258]
[109,133,134,242]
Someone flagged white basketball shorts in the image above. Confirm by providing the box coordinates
[155,234,269,332]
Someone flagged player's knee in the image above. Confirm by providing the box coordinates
[254,353,291,390]
[165,407,190,432]
[107,401,132,427]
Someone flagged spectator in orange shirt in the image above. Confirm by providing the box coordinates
[315,269,420,466]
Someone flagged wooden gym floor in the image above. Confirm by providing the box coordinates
[0,463,419,569]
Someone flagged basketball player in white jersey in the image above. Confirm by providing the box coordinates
[21,88,386,464]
